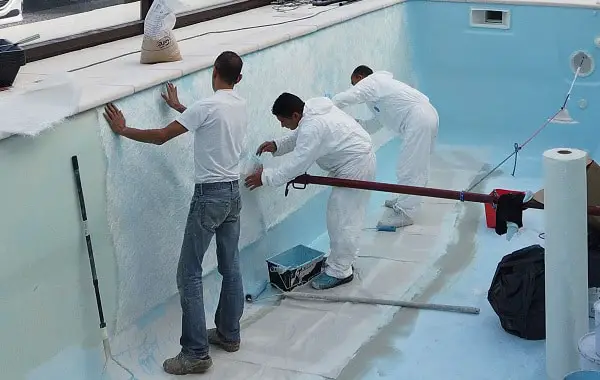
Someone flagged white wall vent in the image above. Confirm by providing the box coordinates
[470,8,511,29]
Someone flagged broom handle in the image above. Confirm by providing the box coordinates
[72,156,108,333]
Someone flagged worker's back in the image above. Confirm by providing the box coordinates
[362,71,432,133]
[300,97,373,176]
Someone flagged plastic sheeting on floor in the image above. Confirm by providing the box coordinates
[103,145,488,379]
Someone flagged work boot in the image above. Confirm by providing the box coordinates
[208,328,240,352]
[311,272,354,290]
[163,352,212,375]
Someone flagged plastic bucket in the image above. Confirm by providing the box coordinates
[579,332,600,371]
[564,370,600,379]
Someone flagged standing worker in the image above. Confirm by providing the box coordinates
[331,65,439,228]
[102,51,247,375]
[245,92,376,290]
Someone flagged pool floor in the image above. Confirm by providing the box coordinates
[339,173,549,380]
[92,139,570,380]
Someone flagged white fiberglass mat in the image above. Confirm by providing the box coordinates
[105,145,488,379]
[0,73,81,139]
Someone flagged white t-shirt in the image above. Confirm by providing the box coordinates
[176,89,247,184]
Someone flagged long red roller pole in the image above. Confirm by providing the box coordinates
[285,174,600,216]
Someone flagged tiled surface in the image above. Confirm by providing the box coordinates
[71,56,183,92]
[78,84,135,113]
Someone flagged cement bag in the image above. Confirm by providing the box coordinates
[140,0,182,64]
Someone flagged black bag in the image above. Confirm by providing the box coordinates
[487,244,545,340]
[588,225,600,287]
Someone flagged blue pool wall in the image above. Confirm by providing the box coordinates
[406,1,600,177]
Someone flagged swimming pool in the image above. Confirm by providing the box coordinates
[1,0,598,379]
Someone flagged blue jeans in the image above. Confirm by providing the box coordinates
[176,181,244,359]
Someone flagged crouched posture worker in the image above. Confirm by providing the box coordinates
[245,93,376,290]
[332,65,439,228]
[102,51,247,375]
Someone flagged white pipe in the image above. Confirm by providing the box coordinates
[543,148,589,380]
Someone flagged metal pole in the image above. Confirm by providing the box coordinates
[283,292,480,315]
[286,174,600,216]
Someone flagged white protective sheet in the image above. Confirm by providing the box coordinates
[0,73,81,140]
[104,145,488,380]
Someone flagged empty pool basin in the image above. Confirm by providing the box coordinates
[565,370,600,380]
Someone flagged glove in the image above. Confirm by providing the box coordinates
[496,190,533,241]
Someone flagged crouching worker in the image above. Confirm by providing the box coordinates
[244,93,376,290]
[331,65,439,228]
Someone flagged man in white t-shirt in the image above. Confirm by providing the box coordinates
[102,51,247,375]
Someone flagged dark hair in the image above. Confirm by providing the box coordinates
[271,92,305,118]
[352,65,373,78]
[214,51,243,85]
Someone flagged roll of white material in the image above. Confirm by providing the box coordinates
[544,148,589,380]
[595,300,600,356]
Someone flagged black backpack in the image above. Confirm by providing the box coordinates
[489,226,600,340]
[487,244,546,340]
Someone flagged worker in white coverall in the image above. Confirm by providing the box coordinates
[331,65,439,228]
[244,92,376,290]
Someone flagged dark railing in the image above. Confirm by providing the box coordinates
[22,0,272,62]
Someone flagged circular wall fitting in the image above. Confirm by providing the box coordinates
[571,51,595,77]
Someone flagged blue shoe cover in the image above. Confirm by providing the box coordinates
[310,272,353,290]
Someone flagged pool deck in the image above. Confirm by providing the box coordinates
[81,138,565,380]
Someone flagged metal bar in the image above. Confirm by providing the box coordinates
[288,174,600,216]
[290,174,494,203]
[283,292,481,315]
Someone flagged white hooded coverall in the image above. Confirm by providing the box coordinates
[261,97,376,279]
[332,71,439,220]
